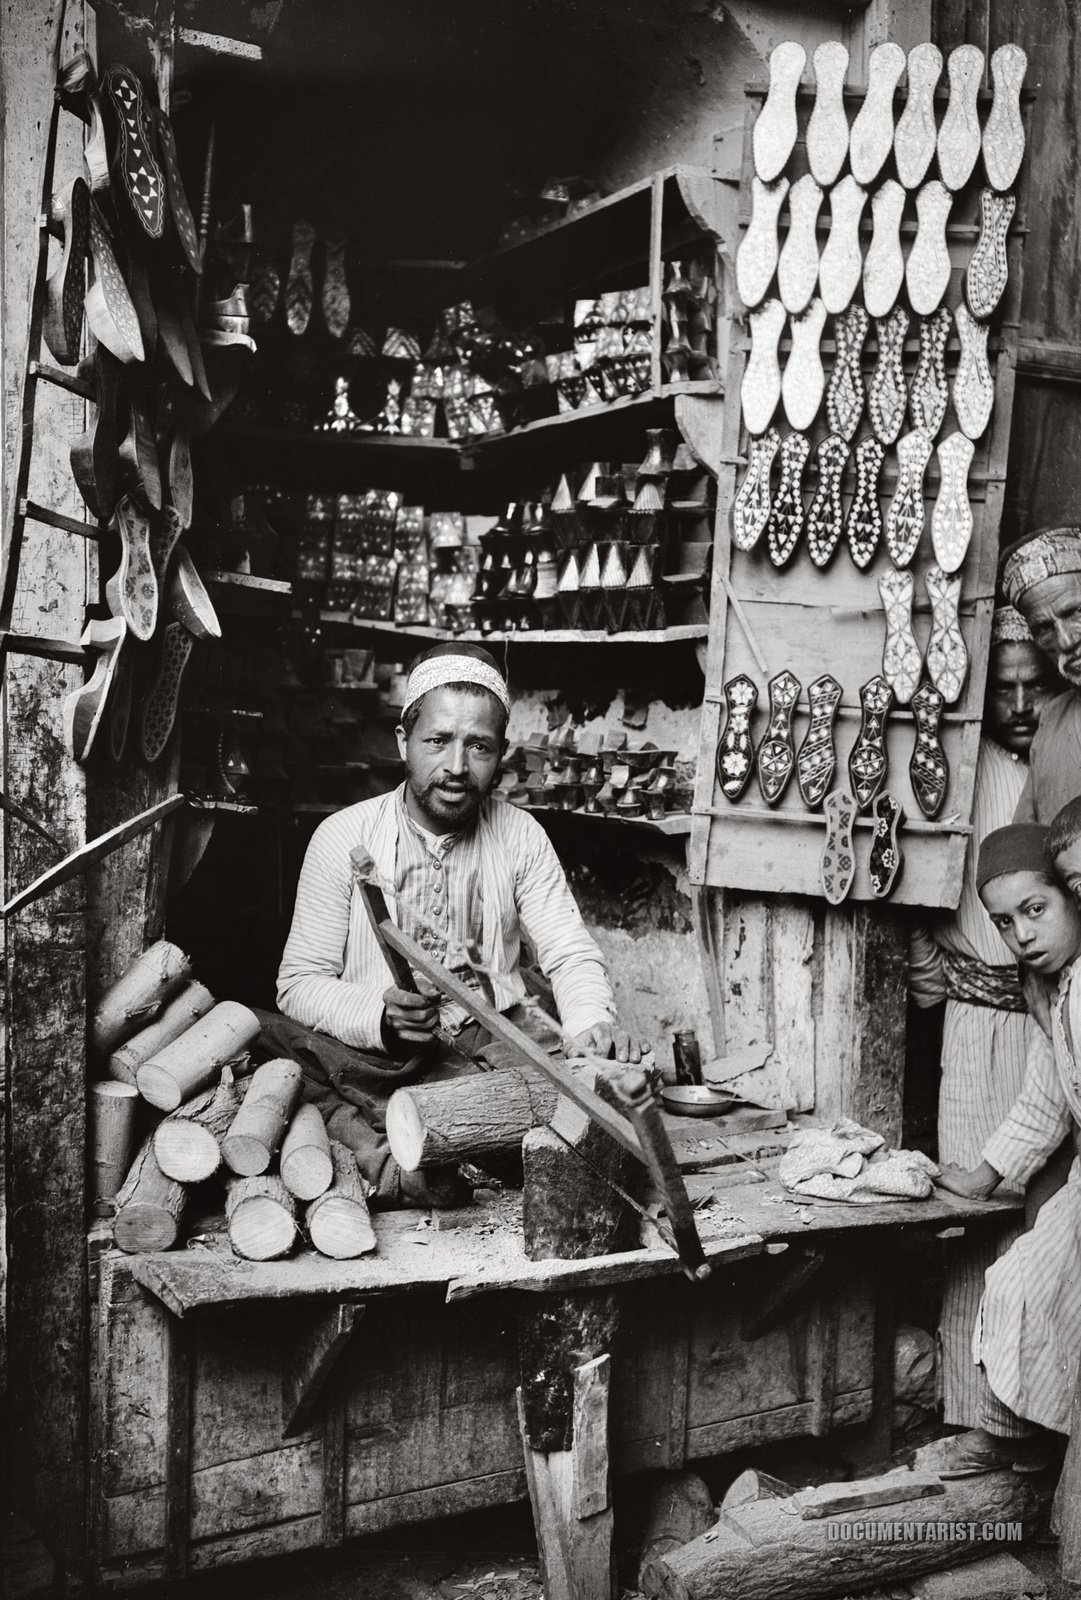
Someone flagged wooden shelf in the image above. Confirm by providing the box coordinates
[526,805,691,836]
[314,612,708,646]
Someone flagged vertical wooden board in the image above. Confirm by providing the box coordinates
[191,1310,320,1472]
[816,909,859,1128]
[816,907,905,1144]
[98,1260,172,1498]
[609,1275,690,1470]
[571,1355,611,1520]
[721,892,772,1050]
[769,900,816,1112]
[683,1267,805,1428]
[832,1268,876,1395]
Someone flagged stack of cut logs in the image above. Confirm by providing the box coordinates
[90,940,375,1262]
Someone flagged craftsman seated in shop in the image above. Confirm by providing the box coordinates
[933,817,1081,1475]
[261,642,644,1210]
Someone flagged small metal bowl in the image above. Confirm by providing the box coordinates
[661,1084,735,1118]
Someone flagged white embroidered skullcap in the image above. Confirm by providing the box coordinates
[1002,527,1081,607]
[401,652,510,717]
[990,605,1033,645]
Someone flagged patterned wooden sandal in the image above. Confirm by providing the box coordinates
[826,303,869,441]
[150,505,185,590]
[937,45,984,191]
[766,432,810,566]
[741,299,786,435]
[757,669,802,805]
[953,305,994,441]
[849,42,905,186]
[140,620,195,764]
[806,435,849,568]
[44,177,90,366]
[909,680,950,817]
[113,493,159,642]
[150,108,202,274]
[869,791,905,898]
[167,429,193,529]
[819,175,868,315]
[59,53,110,193]
[821,789,858,905]
[966,189,1015,320]
[70,348,122,522]
[983,44,1027,191]
[119,398,162,510]
[153,264,194,387]
[737,176,789,309]
[732,428,781,552]
[322,235,351,339]
[863,179,906,319]
[931,432,975,573]
[717,675,759,801]
[797,673,843,807]
[846,436,885,569]
[909,308,951,437]
[753,41,806,182]
[848,675,894,810]
[85,201,144,364]
[925,564,968,703]
[906,182,952,316]
[106,634,135,764]
[778,176,823,315]
[782,298,827,430]
[884,427,933,567]
[285,220,316,336]
[168,545,222,640]
[100,65,166,239]
[807,41,849,186]
[63,615,128,763]
[868,307,910,445]
[879,567,922,704]
[894,43,943,189]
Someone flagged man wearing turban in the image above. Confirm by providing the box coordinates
[1002,527,1081,823]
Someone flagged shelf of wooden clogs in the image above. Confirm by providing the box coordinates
[310,612,709,646]
[524,804,692,837]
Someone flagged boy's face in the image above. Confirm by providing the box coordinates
[980,869,1081,974]
[1054,838,1081,904]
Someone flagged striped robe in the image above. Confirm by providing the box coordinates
[911,739,1029,1425]
[974,966,1081,1434]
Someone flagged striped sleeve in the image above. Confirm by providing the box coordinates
[982,1019,1072,1186]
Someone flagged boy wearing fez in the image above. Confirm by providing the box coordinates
[934,814,1081,1473]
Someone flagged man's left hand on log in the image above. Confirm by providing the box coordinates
[565,1020,647,1065]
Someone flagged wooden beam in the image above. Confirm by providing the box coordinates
[163,1315,192,1580]
[571,1355,610,1520]
[282,1302,359,1438]
[1016,338,1081,385]
[2,795,185,916]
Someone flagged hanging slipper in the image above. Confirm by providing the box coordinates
[173,277,213,401]
[166,430,193,529]
[85,201,144,364]
[119,396,163,510]
[139,620,195,764]
[70,348,123,522]
[322,234,351,339]
[149,107,202,273]
[821,789,857,905]
[149,505,185,589]
[285,220,315,336]
[112,494,159,641]
[753,41,805,183]
[63,616,128,763]
[126,251,159,366]
[894,43,942,190]
[100,64,166,239]
[58,52,110,193]
[983,44,1027,192]
[106,637,135,764]
[44,176,90,366]
[168,545,221,640]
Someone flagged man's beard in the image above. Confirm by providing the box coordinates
[1060,648,1081,689]
[406,763,489,827]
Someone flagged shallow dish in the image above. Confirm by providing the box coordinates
[661,1084,736,1118]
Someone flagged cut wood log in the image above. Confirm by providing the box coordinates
[92,939,192,1058]
[153,1069,242,1182]
[385,1067,559,1171]
[90,1080,140,1212]
[113,1135,187,1253]
[908,1553,1048,1600]
[226,1174,298,1261]
[107,980,216,1086]
[639,1471,717,1588]
[279,1102,334,1201]
[221,1058,303,1176]
[720,1468,794,1512]
[136,1000,261,1111]
[305,1141,376,1259]
[640,1459,1051,1600]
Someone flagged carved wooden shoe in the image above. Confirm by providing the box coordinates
[826,303,869,441]
[737,176,789,309]
[60,53,110,193]
[150,505,185,590]
[966,189,1014,320]
[925,564,967,703]
[753,42,805,182]
[821,789,858,905]
[797,673,843,807]
[910,680,950,817]
[150,108,202,274]
[140,620,195,764]
[931,431,975,573]
[757,670,801,804]
[879,567,922,704]
[85,201,144,364]
[863,180,906,319]
[806,434,849,568]
[741,299,786,435]
[63,616,128,763]
[906,182,952,315]
[285,220,316,336]
[807,41,850,186]
[733,427,781,552]
[119,399,162,510]
[849,42,905,186]
[778,176,822,314]
[167,430,193,529]
[884,427,933,567]
[251,251,282,327]
[70,349,122,522]
[782,298,827,430]
[938,45,984,191]
[983,44,1027,191]
[322,235,351,339]
[168,545,222,640]
[868,307,910,445]
[846,436,885,570]
[113,493,159,642]
[819,175,867,316]
[717,675,759,801]
[107,634,135,764]
[953,305,994,441]
[869,791,905,898]
[766,432,810,566]
[44,177,89,366]
[849,675,894,810]
[909,308,951,437]
[894,43,943,189]
[153,269,194,388]
[100,65,166,239]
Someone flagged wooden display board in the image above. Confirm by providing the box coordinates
[690,66,1033,909]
